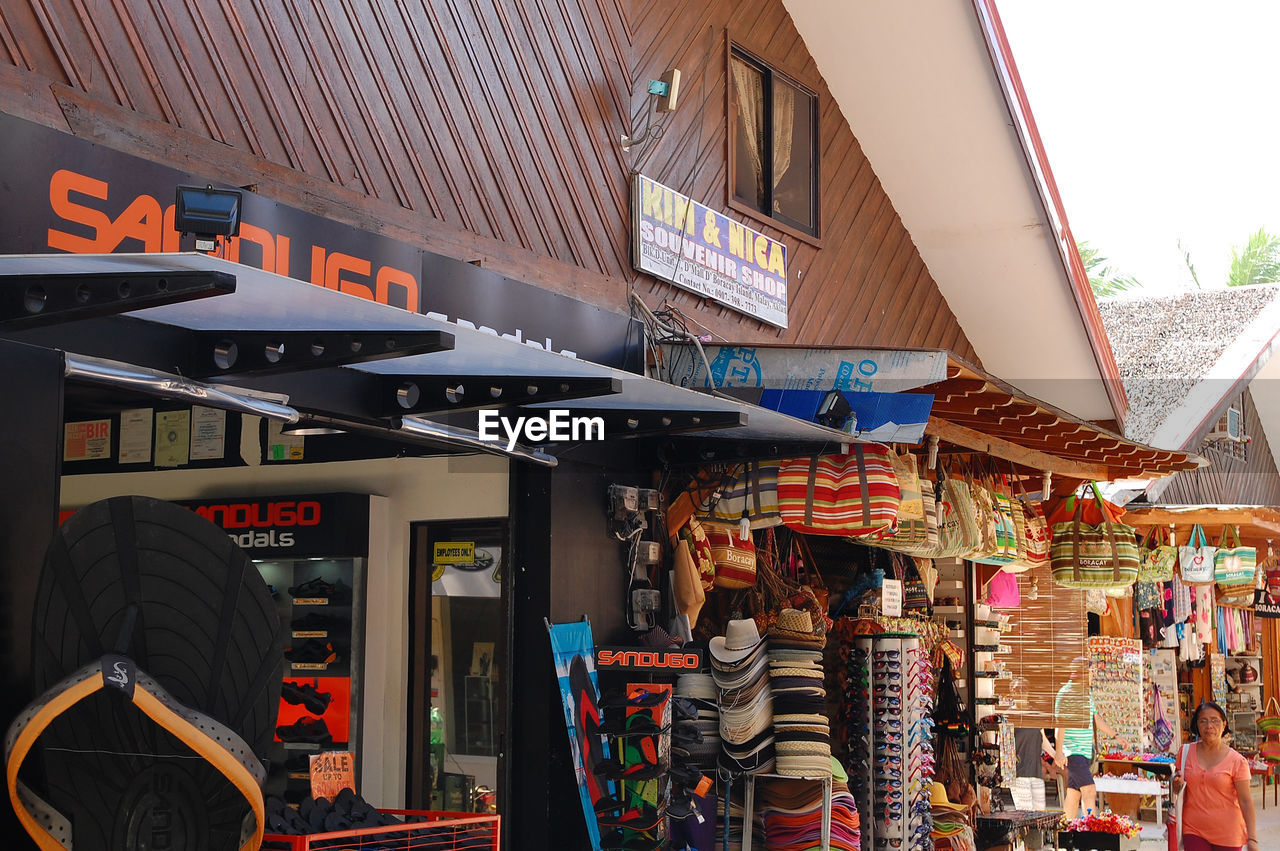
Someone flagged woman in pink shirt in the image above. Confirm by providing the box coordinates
[1171,701,1259,851]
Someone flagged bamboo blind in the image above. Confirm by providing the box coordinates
[993,563,1090,727]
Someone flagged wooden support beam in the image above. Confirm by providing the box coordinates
[1124,507,1280,537]
[926,416,1110,480]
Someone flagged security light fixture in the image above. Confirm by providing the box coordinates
[175,185,243,252]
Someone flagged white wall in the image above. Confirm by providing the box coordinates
[60,451,509,806]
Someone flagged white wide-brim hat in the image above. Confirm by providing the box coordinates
[709,618,764,664]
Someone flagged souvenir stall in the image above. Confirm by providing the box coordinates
[1122,507,1276,760]
[538,359,1198,851]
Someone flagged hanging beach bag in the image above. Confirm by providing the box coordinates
[1010,469,1050,570]
[933,472,981,559]
[1049,482,1140,590]
[891,449,924,521]
[706,525,758,589]
[966,474,1000,561]
[1138,525,1177,583]
[860,457,936,554]
[777,445,901,537]
[1213,525,1257,586]
[972,471,1018,566]
[698,459,783,530]
[1178,524,1217,585]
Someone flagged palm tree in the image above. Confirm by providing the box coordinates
[1227,227,1280,286]
[1078,241,1142,296]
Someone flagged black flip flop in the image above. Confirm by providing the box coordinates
[11,495,285,850]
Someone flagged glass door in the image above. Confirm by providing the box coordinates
[407,518,507,813]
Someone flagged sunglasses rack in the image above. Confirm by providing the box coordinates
[843,634,937,851]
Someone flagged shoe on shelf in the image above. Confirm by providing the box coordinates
[285,640,338,665]
[288,577,353,603]
[276,716,334,745]
[282,681,333,715]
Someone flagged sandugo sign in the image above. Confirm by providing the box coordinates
[632,174,787,328]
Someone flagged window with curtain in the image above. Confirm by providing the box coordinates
[730,49,819,237]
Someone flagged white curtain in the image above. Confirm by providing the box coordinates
[772,82,795,210]
[731,59,765,202]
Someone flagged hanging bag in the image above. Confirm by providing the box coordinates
[859,452,936,553]
[1009,467,1050,570]
[777,444,901,537]
[972,467,1018,566]
[1260,726,1280,763]
[676,516,718,592]
[1260,697,1280,735]
[706,525,757,589]
[1151,683,1174,751]
[890,449,924,521]
[966,471,1000,561]
[1213,524,1257,586]
[1138,525,1177,583]
[1178,524,1217,585]
[1049,483,1140,589]
[933,468,981,559]
[697,459,784,530]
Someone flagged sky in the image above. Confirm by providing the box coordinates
[997,1,1280,294]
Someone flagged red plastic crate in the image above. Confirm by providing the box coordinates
[262,810,500,851]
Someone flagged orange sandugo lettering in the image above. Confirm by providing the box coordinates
[48,169,111,253]
[325,252,374,301]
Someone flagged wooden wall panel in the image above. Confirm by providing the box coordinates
[0,0,978,360]
[1157,389,1280,506]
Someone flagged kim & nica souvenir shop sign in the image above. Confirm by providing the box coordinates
[632,174,788,328]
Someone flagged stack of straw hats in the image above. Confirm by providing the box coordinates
[709,618,774,774]
[766,609,831,778]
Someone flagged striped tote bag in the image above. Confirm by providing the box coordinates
[777,445,901,537]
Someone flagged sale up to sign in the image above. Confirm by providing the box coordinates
[310,751,355,800]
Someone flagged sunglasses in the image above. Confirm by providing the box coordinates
[874,650,901,659]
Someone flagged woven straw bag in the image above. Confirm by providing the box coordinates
[1049,483,1139,590]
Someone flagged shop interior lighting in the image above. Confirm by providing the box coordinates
[174,185,243,252]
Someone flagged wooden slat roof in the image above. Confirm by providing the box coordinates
[919,354,1200,481]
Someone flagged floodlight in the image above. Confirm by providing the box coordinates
[175,185,243,251]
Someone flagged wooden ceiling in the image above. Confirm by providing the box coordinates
[920,356,1200,481]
